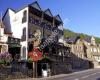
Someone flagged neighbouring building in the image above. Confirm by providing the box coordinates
[0,20,20,59]
[0,21,8,53]
[84,36,100,68]
[2,1,71,78]
[65,36,89,69]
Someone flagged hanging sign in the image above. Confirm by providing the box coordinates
[28,48,42,61]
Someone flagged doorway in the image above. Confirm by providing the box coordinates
[37,63,50,77]
[89,61,94,68]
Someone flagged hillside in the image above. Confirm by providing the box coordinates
[64,29,100,44]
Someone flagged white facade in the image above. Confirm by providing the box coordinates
[3,7,29,60]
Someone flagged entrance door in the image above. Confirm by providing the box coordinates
[37,63,42,77]
[42,63,48,77]
[89,61,94,68]
[37,63,50,77]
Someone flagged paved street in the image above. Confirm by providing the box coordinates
[15,69,100,80]
[46,69,100,80]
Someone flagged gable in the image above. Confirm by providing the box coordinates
[44,9,53,17]
[76,39,83,45]
[30,1,42,11]
[55,15,62,22]
[91,37,95,41]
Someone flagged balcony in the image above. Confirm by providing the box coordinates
[29,16,63,35]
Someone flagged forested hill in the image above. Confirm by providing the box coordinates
[64,29,100,44]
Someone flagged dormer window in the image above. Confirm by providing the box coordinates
[22,10,27,23]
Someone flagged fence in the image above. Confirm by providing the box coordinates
[0,61,33,80]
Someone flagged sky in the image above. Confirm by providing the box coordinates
[0,0,100,37]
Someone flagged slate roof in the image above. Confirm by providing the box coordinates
[66,36,80,44]
[55,14,63,23]
[84,37,91,43]
[29,1,42,11]
[44,9,53,17]
[3,1,63,24]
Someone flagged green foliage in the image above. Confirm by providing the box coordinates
[64,29,77,38]
[64,29,100,44]
[27,57,33,63]
[95,37,100,44]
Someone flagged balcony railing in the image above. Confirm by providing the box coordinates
[29,16,63,35]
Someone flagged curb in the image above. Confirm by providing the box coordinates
[13,69,96,80]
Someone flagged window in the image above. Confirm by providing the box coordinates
[22,46,26,59]
[22,10,27,23]
[98,48,100,52]
[80,46,82,50]
[94,48,97,52]
[91,48,92,52]
[23,28,26,36]
[21,27,26,41]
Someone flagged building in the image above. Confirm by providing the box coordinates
[65,36,89,69]
[3,1,63,60]
[84,36,100,68]
[0,21,8,53]
[0,20,20,59]
[2,1,71,78]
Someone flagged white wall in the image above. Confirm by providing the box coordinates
[3,7,29,60]
[10,7,28,39]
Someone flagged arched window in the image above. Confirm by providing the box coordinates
[21,27,26,41]
[22,10,27,23]
[23,27,26,36]
[22,46,26,59]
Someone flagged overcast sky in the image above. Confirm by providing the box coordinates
[0,0,100,37]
